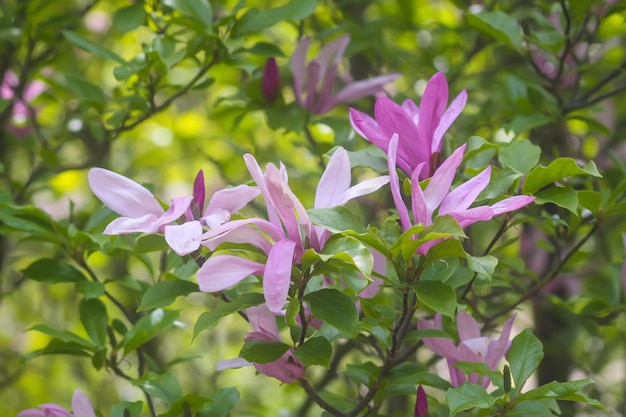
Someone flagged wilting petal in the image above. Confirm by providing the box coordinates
[315,147,352,209]
[88,168,163,217]
[71,390,96,417]
[490,195,535,215]
[433,89,467,153]
[164,221,203,255]
[264,240,297,314]
[197,255,265,293]
[387,134,412,230]
[104,214,159,234]
[439,166,491,215]
[205,185,260,219]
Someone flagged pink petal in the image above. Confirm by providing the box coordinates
[315,35,350,77]
[291,37,312,107]
[247,304,280,335]
[264,164,301,242]
[423,144,466,215]
[387,134,412,230]
[456,311,482,340]
[418,72,448,152]
[315,147,351,209]
[439,166,491,215]
[490,195,536,216]
[264,240,297,314]
[103,214,160,234]
[328,74,401,113]
[253,350,305,383]
[243,154,281,227]
[486,314,516,370]
[205,185,260,219]
[349,108,391,154]
[88,168,164,218]
[164,221,203,255]
[432,89,467,153]
[71,390,96,417]
[401,98,419,124]
[216,357,252,370]
[340,176,390,205]
[197,255,265,293]
[410,164,429,226]
[201,218,284,253]
[155,196,194,229]
[448,206,494,228]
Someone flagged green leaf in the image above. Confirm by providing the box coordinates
[304,289,359,336]
[467,11,523,51]
[412,281,457,318]
[245,42,285,57]
[239,339,290,363]
[134,233,169,253]
[79,298,108,347]
[232,0,318,37]
[516,378,605,411]
[158,394,213,417]
[23,259,87,283]
[308,206,368,234]
[27,324,95,350]
[121,309,180,354]
[75,281,105,299]
[466,255,498,280]
[65,74,106,109]
[110,401,143,417]
[200,387,240,417]
[112,3,146,34]
[193,293,265,340]
[508,329,544,395]
[295,337,332,367]
[447,383,496,417]
[506,114,552,135]
[523,158,602,194]
[136,371,182,405]
[453,361,503,391]
[534,186,579,214]
[172,0,213,28]
[319,235,373,276]
[139,279,199,311]
[62,31,125,64]
[498,139,541,174]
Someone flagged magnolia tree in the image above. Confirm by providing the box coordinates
[1,0,626,416]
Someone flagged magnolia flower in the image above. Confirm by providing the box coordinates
[291,35,400,114]
[418,312,515,388]
[262,57,280,103]
[19,389,96,417]
[350,72,467,178]
[1,70,46,137]
[197,147,388,313]
[88,167,193,235]
[217,304,305,383]
[387,134,535,254]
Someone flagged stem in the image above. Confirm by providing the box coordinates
[303,124,327,170]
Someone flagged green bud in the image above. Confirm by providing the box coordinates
[503,364,512,394]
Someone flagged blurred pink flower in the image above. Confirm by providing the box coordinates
[291,35,400,114]
[1,70,46,137]
[418,312,515,388]
[19,389,95,417]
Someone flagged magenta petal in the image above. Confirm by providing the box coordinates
[71,390,96,417]
[264,240,297,313]
[433,89,467,153]
[315,147,351,209]
[193,170,206,211]
[439,166,491,215]
[104,214,160,234]
[387,134,412,230]
[418,72,448,150]
[402,98,420,124]
[410,164,429,226]
[414,385,428,417]
[197,255,265,293]
[448,206,494,228]
[329,74,401,112]
[349,108,390,152]
[253,350,305,383]
[164,221,203,255]
[88,168,164,217]
[17,410,48,417]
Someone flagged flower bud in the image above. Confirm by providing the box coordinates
[262,57,280,103]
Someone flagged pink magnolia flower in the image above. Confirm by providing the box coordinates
[217,304,305,383]
[197,147,388,313]
[1,70,46,137]
[88,167,193,235]
[291,35,400,114]
[418,312,516,388]
[262,57,280,103]
[387,134,535,254]
[19,389,96,417]
[350,72,467,178]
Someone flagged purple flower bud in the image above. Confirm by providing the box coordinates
[414,385,428,417]
[193,169,206,214]
[262,57,280,103]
